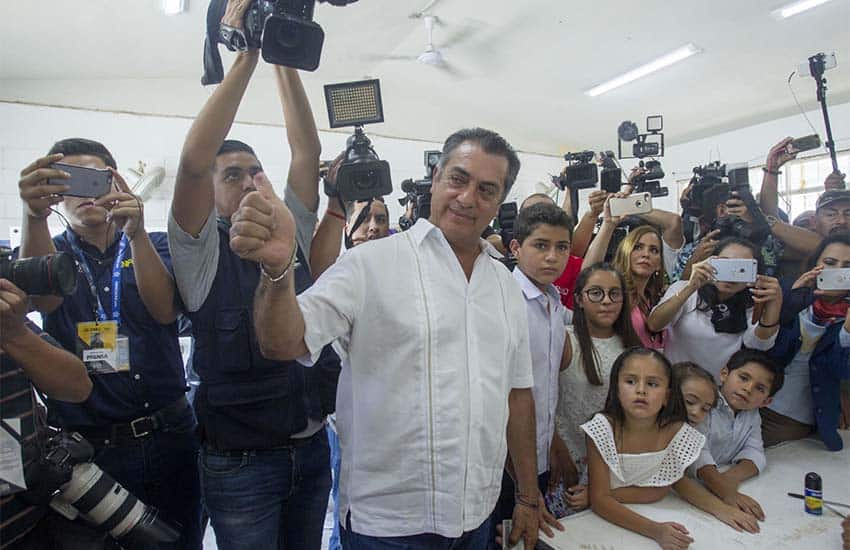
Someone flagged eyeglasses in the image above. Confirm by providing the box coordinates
[583,287,624,303]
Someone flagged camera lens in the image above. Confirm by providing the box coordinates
[1,253,77,296]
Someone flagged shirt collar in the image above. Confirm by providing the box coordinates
[65,226,123,259]
[408,218,499,258]
[513,266,558,303]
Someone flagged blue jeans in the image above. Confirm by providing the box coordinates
[200,429,331,550]
[340,515,492,550]
[328,425,342,550]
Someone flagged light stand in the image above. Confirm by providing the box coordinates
[809,53,839,173]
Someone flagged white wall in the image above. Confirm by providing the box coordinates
[0,102,564,244]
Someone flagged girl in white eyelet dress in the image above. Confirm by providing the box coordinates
[584,348,762,550]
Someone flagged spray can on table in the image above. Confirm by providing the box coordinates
[804,472,822,515]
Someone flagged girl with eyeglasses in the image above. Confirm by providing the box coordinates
[646,237,782,382]
[552,263,640,512]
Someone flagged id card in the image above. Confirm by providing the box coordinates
[78,321,130,373]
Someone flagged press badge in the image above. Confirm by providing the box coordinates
[78,321,130,373]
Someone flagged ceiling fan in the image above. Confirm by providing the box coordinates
[365,12,478,77]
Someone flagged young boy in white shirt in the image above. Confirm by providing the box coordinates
[491,201,574,542]
[691,348,785,525]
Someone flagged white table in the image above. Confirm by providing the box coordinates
[544,432,849,549]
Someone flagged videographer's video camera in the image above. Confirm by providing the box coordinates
[618,116,665,160]
[399,150,441,230]
[598,151,624,194]
[685,161,750,218]
[554,151,597,190]
[323,79,392,202]
[14,430,178,549]
[631,159,668,198]
[0,247,77,296]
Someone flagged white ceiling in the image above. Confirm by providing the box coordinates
[2,0,849,155]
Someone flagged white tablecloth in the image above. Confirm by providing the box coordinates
[544,432,849,549]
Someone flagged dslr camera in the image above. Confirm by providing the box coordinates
[0,247,77,296]
[685,162,750,218]
[399,150,441,229]
[18,430,179,549]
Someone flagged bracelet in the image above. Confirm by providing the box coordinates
[515,495,539,509]
[762,167,781,176]
[325,210,346,222]
[260,244,299,283]
[758,319,780,328]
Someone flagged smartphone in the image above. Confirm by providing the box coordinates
[817,268,850,290]
[501,519,525,550]
[710,258,758,283]
[49,162,113,198]
[609,192,652,217]
[788,134,822,154]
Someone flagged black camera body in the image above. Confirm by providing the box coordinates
[333,128,392,202]
[0,247,77,296]
[241,0,325,71]
[399,150,441,228]
[598,151,623,193]
[555,151,598,190]
[686,162,750,218]
[631,159,668,197]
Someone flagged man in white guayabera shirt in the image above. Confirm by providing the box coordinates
[228,128,561,549]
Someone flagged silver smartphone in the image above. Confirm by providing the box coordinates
[710,258,758,283]
[49,162,113,198]
[817,268,850,290]
[609,192,652,217]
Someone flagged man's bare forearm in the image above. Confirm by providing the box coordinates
[2,329,91,402]
[174,51,259,235]
[640,209,684,249]
[507,388,539,496]
[276,67,321,212]
[310,203,345,279]
[759,173,780,217]
[129,231,178,324]
[254,271,309,360]
[572,212,598,257]
[770,221,822,256]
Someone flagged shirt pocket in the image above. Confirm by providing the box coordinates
[213,308,252,373]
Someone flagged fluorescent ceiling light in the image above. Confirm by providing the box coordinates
[772,0,835,18]
[162,0,187,15]
[585,44,702,97]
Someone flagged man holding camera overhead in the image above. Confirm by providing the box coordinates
[169,1,338,546]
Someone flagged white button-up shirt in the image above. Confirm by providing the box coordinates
[297,219,533,538]
[513,268,571,474]
[691,393,767,475]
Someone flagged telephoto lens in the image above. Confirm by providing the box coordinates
[0,248,77,296]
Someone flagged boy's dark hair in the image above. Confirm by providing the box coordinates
[672,362,719,406]
[519,192,555,211]
[572,263,640,385]
[603,347,687,428]
[48,138,116,169]
[725,348,785,396]
[439,128,520,200]
[514,202,573,244]
[806,232,850,270]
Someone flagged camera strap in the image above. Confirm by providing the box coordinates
[344,198,374,250]
[68,234,129,327]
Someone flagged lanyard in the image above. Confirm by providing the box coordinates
[68,234,129,327]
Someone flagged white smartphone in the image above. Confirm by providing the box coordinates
[710,258,758,283]
[817,268,850,290]
[609,192,652,217]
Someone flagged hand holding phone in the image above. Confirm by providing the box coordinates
[608,192,652,218]
[48,162,113,198]
[709,258,758,283]
[787,134,822,155]
[817,268,850,291]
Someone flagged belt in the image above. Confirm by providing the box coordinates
[72,396,191,447]
[203,425,325,455]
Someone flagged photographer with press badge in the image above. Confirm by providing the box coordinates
[16,138,201,548]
